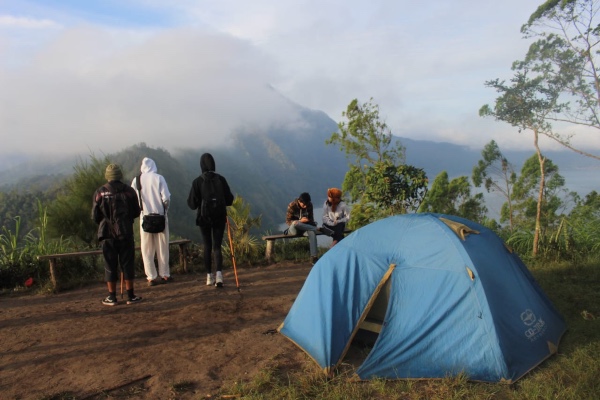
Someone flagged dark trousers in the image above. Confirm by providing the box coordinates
[102,237,135,282]
[200,220,226,274]
[324,222,346,242]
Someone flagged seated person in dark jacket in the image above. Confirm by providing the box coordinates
[286,192,319,265]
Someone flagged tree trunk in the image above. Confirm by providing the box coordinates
[533,130,545,257]
[504,169,514,232]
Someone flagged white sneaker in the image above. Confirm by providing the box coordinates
[206,273,215,286]
[216,271,223,288]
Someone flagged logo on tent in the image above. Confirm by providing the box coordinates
[521,309,536,326]
[521,309,547,341]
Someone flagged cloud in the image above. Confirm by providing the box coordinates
[0,26,301,156]
[1,0,599,164]
[205,0,540,146]
[0,15,62,29]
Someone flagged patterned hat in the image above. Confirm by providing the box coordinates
[105,164,123,181]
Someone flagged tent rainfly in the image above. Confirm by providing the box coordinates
[278,213,566,383]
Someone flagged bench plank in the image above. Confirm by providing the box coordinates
[38,249,103,260]
[359,319,383,334]
[262,229,351,262]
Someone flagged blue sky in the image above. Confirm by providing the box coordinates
[2,0,598,158]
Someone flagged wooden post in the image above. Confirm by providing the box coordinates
[48,258,59,292]
[178,242,188,273]
[265,240,274,263]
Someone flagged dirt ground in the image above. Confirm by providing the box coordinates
[0,261,328,400]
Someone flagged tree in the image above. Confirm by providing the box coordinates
[418,171,487,222]
[472,140,518,230]
[364,162,428,215]
[327,98,406,202]
[481,0,600,252]
[222,196,262,265]
[503,0,600,160]
[327,98,428,227]
[564,190,600,255]
[481,63,561,255]
[507,155,566,252]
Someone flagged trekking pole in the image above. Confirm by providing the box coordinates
[120,272,124,300]
[226,217,241,292]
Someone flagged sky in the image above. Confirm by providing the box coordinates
[2,0,599,160]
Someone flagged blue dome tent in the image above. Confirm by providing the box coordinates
[278,213,566,383]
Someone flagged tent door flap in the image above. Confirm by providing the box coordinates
[358,273,393,333]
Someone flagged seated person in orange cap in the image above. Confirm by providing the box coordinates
[322,188,350,247]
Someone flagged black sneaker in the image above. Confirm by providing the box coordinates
[311,256,319,265]
[148,279,161,287]
[102,296,117,306]
[162,276,174,283]
[127,296,143,305]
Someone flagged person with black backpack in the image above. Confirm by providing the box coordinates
[187,153,234,288]
[92,164,142,306]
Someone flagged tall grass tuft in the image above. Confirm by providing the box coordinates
[0,202,76,291]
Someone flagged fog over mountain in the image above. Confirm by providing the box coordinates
[4,5,600,161]
[2,98,599,239]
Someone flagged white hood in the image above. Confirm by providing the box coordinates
[141,157,157,174]
[132,157,171,215]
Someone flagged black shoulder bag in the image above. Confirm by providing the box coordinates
[136,173,166,233]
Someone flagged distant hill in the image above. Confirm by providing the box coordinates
[401,136,600,179]
[2,105,599,241]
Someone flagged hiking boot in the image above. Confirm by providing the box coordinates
[206,273,215,286]
[102,296,117,306]
[311,256,319,265]
[127,296,143,305]
[215,271,223,288]
[148,279,161,286]
[162,276,174,283]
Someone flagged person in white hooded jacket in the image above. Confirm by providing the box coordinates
[132,157,172,286]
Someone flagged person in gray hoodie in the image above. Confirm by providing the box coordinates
[187,153,234,287]
[132,157,172,286]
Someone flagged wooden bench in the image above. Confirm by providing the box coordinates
[38,239,192,291]
[359,318,384,333]
[262,229,352,262]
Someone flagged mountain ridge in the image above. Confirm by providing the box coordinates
[1,108,599,239]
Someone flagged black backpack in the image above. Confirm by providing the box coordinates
[200,172,227,221]
[103,183,132,239]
